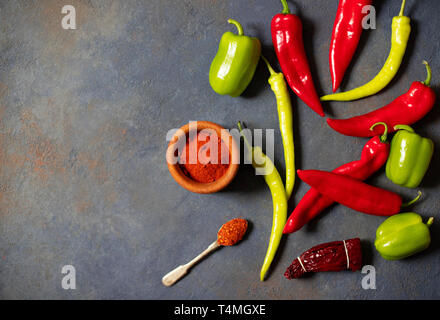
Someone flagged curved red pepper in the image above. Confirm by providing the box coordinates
[329,0,373,93]
[283,132,389,234]
[297,170,419,216]
[327,61,436,137]
[271,0,324,117]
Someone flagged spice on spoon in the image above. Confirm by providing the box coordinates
[162,218,248,286]
[217,218,248,246]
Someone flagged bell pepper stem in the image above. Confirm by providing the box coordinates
[399,0,406,17]
[369,122,388,143]
[261,55,277,76]
[426,217,434,228]
[280,0,291,14]
[393,124,415,133]
[228,19,244,36]
[422,60,432,86]
[401,191,422,208]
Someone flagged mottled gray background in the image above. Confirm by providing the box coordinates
[0,0,439,300]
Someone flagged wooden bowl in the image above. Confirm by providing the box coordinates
[166,121,239,194]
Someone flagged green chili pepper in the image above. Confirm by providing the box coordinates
[237,121,287,281]
[375,213,434,260]
[386,125,434,188]
[209,19,261,97]
[261,56,295,200]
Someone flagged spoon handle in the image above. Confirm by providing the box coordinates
[162,240,220,287]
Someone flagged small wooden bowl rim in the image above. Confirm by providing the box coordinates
[166,121,239,194]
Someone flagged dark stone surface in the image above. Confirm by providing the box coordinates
[0,0,439,299]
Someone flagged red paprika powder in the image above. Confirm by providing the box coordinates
[217,218,248,246]
[179,130,230,183]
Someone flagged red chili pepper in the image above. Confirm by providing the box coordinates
[284,238,362,279]
[271,0,324,117]
[327,61,436,137]
[283,126,389,234]
[297,170,421,216]
[329,0,373,93]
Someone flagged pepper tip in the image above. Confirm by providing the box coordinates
[314,108,325,117]
[282,226,292,234]
[426,217,434,227]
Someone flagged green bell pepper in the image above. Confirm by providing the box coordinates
[375,212,434,260]
[386,125,434,188]
[209,19,261,97]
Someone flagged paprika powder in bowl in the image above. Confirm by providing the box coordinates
[166,121,239,194]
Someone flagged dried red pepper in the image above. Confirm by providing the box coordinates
[285,238,362,279]
[329,0,373,92]
[271,0,324,116]
[283,127,389,234]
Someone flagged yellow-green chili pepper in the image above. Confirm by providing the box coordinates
[237,121,287,281]
[261,56,295,200]
[321,0,411,101]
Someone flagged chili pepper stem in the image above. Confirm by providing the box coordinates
[370,122,388,143]
[422,61,432,86]
[393,124,414,133]
[280,0,290,14]
[228,19,244,36]
[399,0,406,17]
[401,191,422,208]
[260,55,276,76]
[237,121,252,151]
[426,217,434,227]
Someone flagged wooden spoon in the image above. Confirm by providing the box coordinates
[162,218,247,287]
